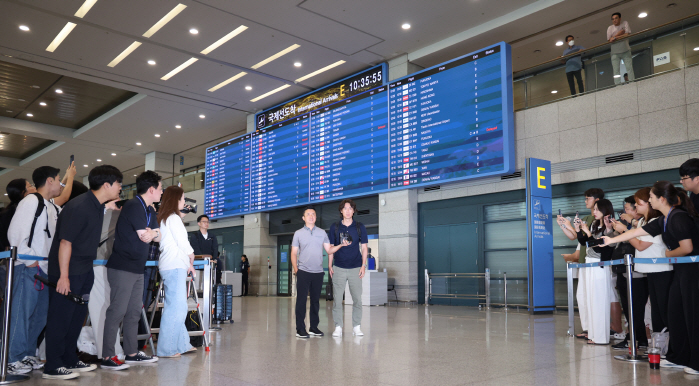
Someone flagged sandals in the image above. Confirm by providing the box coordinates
[160,353,181,358]
[184,347,197,354]
[575,333,588,339]
[586,340,609,345]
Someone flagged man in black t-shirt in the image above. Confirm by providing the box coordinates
[43,165,122,380]
[101,171,162,370]
[679,159,699,210]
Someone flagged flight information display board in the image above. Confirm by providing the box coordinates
[205,42,513,219]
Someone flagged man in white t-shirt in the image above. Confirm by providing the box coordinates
[607,12,635,84]
[6,166,64,374]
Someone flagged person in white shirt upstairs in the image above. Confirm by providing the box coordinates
[6,166,64,375]
[156,186,196,358]
[607,12,635,84]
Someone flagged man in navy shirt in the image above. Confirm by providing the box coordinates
[562,35,585,95]
[328,199,368,337]
[679,159,699,210]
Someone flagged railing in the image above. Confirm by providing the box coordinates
[425,268,493,309]
[513,13,699,110]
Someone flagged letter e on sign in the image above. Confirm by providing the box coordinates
[537,167,546,189]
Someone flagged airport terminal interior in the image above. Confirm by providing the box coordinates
[1,0,699,385]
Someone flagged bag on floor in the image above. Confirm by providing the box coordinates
[651,328,669,356]
[326,276,334,301]
[185,310,204,347]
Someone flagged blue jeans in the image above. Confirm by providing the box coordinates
[157,269,193,357]
[9,265,49,363]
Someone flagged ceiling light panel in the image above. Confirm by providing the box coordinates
[251,44,301,69]
[74,0,98,18]
[143,3,187,38]
[208,71,247,92]
[161,57,198,80]
[250,84,291,102]
[107,41,142,67]
[200,25,248,55]
[46,22,77,52]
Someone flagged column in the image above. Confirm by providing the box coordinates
[145,151,173,178]
[243,212,277,295]
[378,189,418,302]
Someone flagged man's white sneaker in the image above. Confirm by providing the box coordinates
[353,326,364,336]
[684,367,699,375]
[21,356,44,370]
[332,326,343,337]
[659,359,685,369]
[7,361,31,375]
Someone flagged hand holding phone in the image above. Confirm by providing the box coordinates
[69,155,74,166]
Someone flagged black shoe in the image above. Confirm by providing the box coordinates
[125,351,158,364]
[309,327,324,337]
[612,341,629,351]
[42,367,79,380]
[101,356,130,370]
[67,361,97,372]
[296,330,309,339]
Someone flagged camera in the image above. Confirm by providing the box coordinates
[586,238,606,248]
[340,232,353,244]
[181,197,198,214]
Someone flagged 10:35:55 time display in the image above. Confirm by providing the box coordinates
[348,71,382,92]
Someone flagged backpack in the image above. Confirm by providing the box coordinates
[28,193,59,248]
[332,221,362,246]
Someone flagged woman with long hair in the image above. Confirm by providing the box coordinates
[603,181,699,373]
[0,179,37,250]
[156,186,195,358]
[577,198,618,344]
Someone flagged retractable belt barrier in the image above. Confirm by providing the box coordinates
[566,254,699,363]
[0,248,213,384]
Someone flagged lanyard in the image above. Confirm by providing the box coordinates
[136,196,151,228]
[664,207,673,233]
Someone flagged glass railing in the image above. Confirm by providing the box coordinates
[120,165,206,200]
[514,13,699,110]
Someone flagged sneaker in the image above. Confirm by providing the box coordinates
[42,367,79,380]
[684,367,699,375]
[125,351,158,364]
[659,359,685,369]
[296,330,309,339]
[332,326,343,337]
[21,356,44,370]
[67,361,97,372]
[308,327,324,337]
[353,326,364,336]
[610,331,626,340]
[7,361,31,375]
[612,341,628,351]
[101,356,130,371]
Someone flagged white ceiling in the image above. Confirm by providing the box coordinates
[0,0,695,202]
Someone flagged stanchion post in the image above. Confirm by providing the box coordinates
[209,259,222,331]
[202,258,211,344]
[567,263,575,336]
[0,247,29,384]
[503,272,508,311]
[485,268,490,310]
[424,269,429,306]
[614,254,643,362]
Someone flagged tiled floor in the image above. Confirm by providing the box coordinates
[21,297,698,385]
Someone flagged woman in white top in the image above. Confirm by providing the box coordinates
[625,187,672,333]
[156,186,195,358]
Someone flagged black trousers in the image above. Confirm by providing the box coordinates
[566,70,584,95]
[241,273,248,296]
[616,273,649,345]
[214,257,223,284]
[666,263,699,370]
[647,270,673,333]
[295,270,324,332]
[45,270,94,371]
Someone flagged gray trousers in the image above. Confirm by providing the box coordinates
[611,50,635,84]
[102,268,144,358]
[332,267,362,328]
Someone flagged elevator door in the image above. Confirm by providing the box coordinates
[277,236,292,296]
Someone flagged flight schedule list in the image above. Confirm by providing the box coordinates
[388,45,505,188]
[205,43,512,219]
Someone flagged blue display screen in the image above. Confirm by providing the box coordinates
[205,42,513,219]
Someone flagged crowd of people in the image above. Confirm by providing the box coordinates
[561,11,636,96]
[556,158,699,375]
[0,165,203,380]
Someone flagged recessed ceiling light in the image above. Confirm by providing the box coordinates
[175,125,181,129]
[26,113,33,117]
[108,41,142,67]
[200,25,247,55]
[551,90,558,94]
[161,57,198,80]
[31,85,40,89]
[136,142,142,146]
[111,153,116,156]
[556,41,564,46]
[638,12,648,18]
[96,159,102,162]
[3,194,6,196]
[134,174,137,177]
[294,62,302,67]
[208,71,247,92]
[199,114,205,119]
[245,86,252,90]
[55,89,63,94]
[74,0,98,18]
[46,22,77,52]
[251,44,300,69]
[613,75,621,78]
[402,23,411,30]
[143,3,187,38]
[295,60,345,83]
[154,134,160,137]
[694,47,699,51]
[189,28,199,35]
[19,25,29,32]
[39,102,46,106]
[250,84,291,102]
[147,60,156,65]
[83,164,88,167]
[200,179,203,182]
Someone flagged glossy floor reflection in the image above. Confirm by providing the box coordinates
[21,297,699,385]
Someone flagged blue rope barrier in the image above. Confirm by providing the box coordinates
[569,255,699,269]
[0,252,210,268]
[568,259,624,269]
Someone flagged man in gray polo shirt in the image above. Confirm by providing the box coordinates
[291,206,347,338]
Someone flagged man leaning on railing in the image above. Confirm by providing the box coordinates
[607,12,635,84]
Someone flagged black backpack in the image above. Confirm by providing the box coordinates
[332,221,362,246]
[28,193,58,248]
